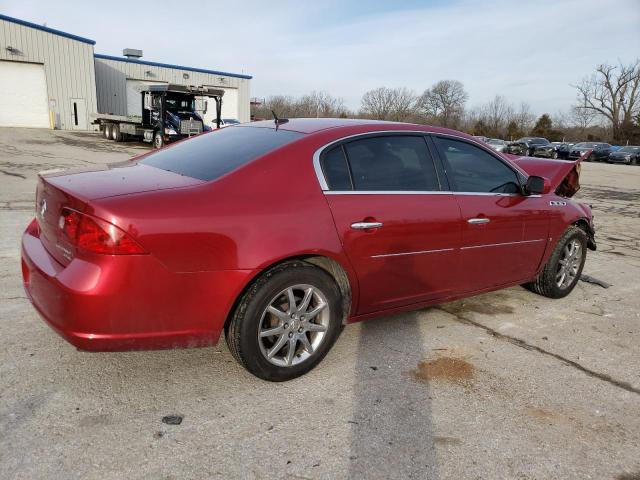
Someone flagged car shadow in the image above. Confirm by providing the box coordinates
[347,313,439,479]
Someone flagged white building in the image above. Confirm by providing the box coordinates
[0,14,251,130]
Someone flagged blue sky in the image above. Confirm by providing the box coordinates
[3,0,639,114]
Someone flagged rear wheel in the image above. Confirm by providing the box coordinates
[103,123,112,139]
[111,123,123,142]
[552,151,558,159]
[523,226,587,299]
[226,261,343,381]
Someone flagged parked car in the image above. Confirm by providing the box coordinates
[214,118,241,128]
[21,119,596,381]
[507,137,550,156]
[486,138,508,152]
[568,142,611,162]
[533,142,575,159]
[556,142,576,160]
[473,135,490,143]
[608,145,640,165]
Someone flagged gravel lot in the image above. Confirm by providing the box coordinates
[1,128,639,480]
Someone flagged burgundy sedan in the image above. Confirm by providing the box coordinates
[21,119,596,381]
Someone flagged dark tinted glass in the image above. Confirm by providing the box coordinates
[435,137,520,193]
[343,136,439,191]
[140,126,304,181]
[321,146,352,190]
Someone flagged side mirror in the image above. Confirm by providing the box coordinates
[525,175,545,195]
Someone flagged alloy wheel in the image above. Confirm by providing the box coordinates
[258,284,330,367]
[555,239,582,289]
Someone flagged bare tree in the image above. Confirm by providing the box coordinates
[296,91,348,118]
[360,87,418,121]
[253,92,350,119]
[480,95,513,137]
[419,80,468,128]
[574,60,640,141]
[509,102,535,136]
[569,104,598,136]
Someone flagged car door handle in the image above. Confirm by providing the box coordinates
[468,218,490,224]
[351,221,383,230]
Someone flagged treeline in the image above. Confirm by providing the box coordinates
[252,60,640,144]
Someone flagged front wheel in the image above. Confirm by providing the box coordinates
[153,132,164,149]
[552,151,558,159]
[523,226,587,298]
[226,261,343,381]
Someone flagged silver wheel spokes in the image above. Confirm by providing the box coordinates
[258,284,330,367]
[556,239,582,289]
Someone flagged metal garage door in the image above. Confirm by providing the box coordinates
[126,79,166,117]
[0,61,49,128]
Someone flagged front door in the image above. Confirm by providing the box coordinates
[432,135,549,292]
[319,134,462,314]
[70,98,87,130]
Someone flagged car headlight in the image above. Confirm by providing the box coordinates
[164,128,177,135]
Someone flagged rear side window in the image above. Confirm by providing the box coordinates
[342,136,439,191]
[140,127,304,181]
[434,137,521,193]
[321,146,352,190]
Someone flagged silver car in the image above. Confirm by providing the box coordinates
[486,138,508,152]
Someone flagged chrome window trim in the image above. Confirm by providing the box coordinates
[312,129,532,194]
[460,239,545,250]
[371,247,454,259]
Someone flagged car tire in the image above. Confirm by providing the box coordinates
[153,132,164,149]
[111,124,123,142]
[552,151,558,159]
[226,261,344,382]
[103,123,112,139]
[523,225,587,299]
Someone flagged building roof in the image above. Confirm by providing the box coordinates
[94,53,252,80]
[0,13,96,45]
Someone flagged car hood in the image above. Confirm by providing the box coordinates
[41,161,204,200]
[506,152,589,197]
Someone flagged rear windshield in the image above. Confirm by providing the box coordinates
[140,126,304,181]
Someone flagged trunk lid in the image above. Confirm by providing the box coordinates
[35,162,203,266]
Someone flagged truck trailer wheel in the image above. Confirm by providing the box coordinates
[153,132,164,149]
[103,124,112,139]
[111,124,123,142]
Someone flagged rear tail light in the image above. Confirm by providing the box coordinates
[25,218,40,237]
[60,209,147,255]
[21,258,30,286]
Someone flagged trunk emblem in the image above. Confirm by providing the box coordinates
[39,199,47,218]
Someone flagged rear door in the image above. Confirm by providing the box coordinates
[432,135,549,292]
[319,133,461,314]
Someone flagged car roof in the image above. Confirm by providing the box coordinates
[241,118,476,139]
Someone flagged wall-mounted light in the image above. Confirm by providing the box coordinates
[6,46,22,55]
[218,77,226,84]
[145,70,154,77]
[183,73,189,80]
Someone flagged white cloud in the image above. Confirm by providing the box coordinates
[5,0,640,114]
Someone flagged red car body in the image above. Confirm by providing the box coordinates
[21,119,595,352]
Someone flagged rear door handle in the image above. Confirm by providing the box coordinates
[351,221,383,230]
[467,218,490,224]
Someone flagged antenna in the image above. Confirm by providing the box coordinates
[271,110,288,130]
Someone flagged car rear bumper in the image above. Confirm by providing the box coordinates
[608,157,630,164]
[21,226,255,351]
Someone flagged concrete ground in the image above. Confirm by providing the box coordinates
[1,128,639,480]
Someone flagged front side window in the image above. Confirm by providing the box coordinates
[341,136,439,191]
[434,137,521,194]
